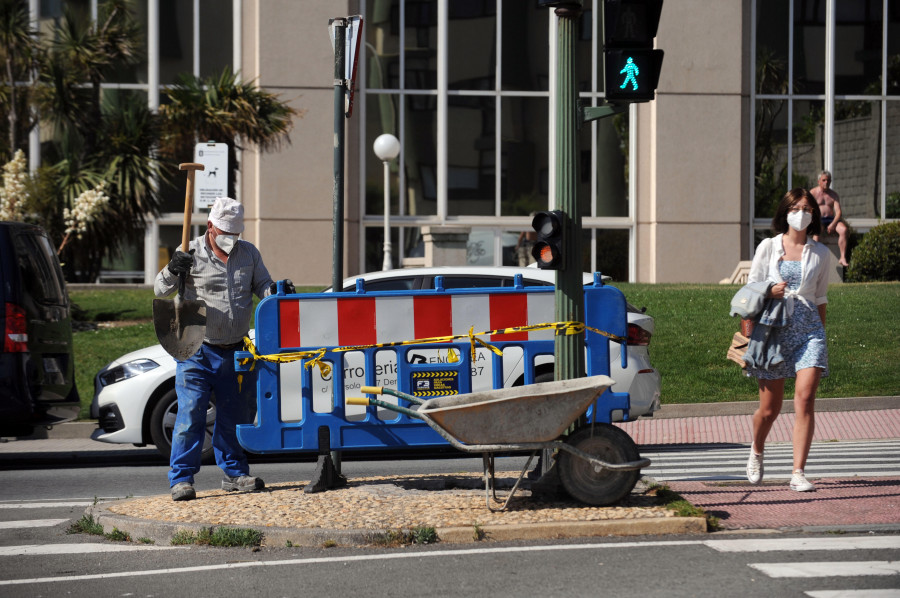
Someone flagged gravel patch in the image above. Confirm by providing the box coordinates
[109,473,674,531]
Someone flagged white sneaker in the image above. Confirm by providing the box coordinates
[790,470,815,492]
[746,450,764,484]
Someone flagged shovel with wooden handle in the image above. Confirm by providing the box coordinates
[152,163,208,361]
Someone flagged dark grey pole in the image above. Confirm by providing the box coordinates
[332,19,347,292]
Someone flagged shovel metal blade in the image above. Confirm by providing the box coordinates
[152,298,208,361]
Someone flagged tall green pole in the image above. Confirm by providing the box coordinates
[553,2,585,382]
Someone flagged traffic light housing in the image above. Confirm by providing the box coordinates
[531,210,565,270]
[603,0,664,103]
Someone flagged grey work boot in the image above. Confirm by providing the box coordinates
[171,482,196,501]
[221,475,265,492]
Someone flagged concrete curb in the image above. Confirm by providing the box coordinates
[87,500,707,548]
[436,518,707,543]
[653,396,898,419]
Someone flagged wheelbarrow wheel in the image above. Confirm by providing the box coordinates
[558,424,641,506]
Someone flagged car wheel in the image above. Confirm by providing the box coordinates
[512,369,555,386]
[534,371,555,384]
[149,389,216,464]
[558,424,641,506]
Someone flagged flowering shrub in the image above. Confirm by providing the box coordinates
[0,150,29,221]
[58,183,110,254]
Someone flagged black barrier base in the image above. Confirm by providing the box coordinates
[304,427,348,493]
[303,452,348,493]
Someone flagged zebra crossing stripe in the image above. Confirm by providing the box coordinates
[807,591,900,598]
[639,440,900,481]
[706,536,900,552]
[750,561,900,578]
[0,543,180,556]
[0,502,93,509]
[0,519,69,529]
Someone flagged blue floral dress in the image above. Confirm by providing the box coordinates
[746,260,829,380]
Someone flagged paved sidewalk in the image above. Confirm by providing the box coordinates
[617,407,900,445]
[3,397,898,543]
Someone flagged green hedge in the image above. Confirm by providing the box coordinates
[846,221,900,282]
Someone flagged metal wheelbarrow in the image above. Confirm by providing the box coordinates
[347,375,650,511]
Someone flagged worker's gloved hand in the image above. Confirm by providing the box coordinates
[269,279,296,296]
[168,249,193,276]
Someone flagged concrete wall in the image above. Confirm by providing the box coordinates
[637,0,750,282]
[240,0,356,287]
[788,102,900,220]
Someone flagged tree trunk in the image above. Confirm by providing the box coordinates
[6,54,17,155]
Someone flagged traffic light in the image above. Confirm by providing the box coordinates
[531,210,565,270]
[603,0,664,103]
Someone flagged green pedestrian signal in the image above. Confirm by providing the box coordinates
[619,56,639,90]
[603,0,664,103]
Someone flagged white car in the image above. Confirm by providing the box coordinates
[91,267,661,460]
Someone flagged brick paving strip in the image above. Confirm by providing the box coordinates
[617,409,900,445]
[667,477,900,530]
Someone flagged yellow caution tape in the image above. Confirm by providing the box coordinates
[238,337,332,379]
[237,321,624,370]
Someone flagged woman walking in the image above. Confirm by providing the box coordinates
[745,188,831,492]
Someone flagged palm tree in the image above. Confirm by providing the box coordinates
[0,0,40,159]
[159,68,301,199]
[42,0,141,157]
[35,0,162,281]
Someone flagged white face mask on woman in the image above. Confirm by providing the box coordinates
[214,232,238,254]
[787,210,812,232]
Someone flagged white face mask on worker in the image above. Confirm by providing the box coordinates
[786,210,812,231]
[214,233,238,254]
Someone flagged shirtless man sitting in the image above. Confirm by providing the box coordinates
[810,170,849,267]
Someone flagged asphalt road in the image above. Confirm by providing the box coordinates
[2,460,900,597]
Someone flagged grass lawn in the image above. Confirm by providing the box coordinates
[609,282,900,405]
[70,282,900,418]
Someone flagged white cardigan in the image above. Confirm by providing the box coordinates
[747,234,830,315]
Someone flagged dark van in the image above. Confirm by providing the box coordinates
[0,222,79,436]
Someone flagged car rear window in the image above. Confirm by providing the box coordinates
[343,278,417,292]
[434,276,506,289]
[14,231,66,305]
[431,276,554,289]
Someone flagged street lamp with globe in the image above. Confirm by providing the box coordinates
[373,134,401,271]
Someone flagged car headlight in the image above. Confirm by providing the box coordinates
[98,358,160,387]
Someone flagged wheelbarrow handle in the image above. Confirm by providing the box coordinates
[345,396,422,420]
[364,386,427,406]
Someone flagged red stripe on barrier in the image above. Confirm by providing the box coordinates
[279,300,301,348]
[414,295,453,339]
[490,293,529,341]
[337,297,377,346]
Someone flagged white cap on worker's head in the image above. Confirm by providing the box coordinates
[208,197,244,234]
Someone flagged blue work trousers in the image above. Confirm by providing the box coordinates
[168,343,256,487]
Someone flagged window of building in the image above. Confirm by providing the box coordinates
[752,0,900,243]
[360,0,634,278]
[33,0,236,282]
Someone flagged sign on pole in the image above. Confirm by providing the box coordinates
[193,142,229,208]
[328,15,363,117]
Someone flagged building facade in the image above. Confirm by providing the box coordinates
[35,0,900,285]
